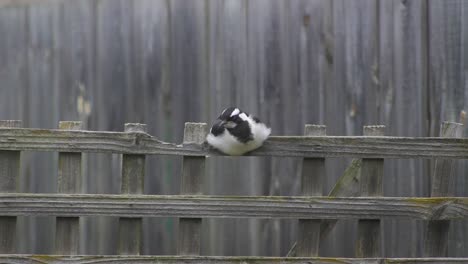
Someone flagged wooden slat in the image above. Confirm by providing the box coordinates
[0,194,465,220]
[55,121,82,255]
[356,126,385,257]
[297,125,326,257]
[0,120,21,253]
[118,123,146,255]
[3,128,468,158]
[321,159,362,238]
[178,123,206,255]
[0,255,466,264]
[424,122,463,257]
[288,158,363,256]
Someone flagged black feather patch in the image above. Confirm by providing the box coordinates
[213,107,254,143]
[227,121,253,143]
[210,120,225,136]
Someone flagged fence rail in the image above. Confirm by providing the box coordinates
[0,120,467,261]
[2,128,468,158]
[0,194,466,220]
[0,256,467,264]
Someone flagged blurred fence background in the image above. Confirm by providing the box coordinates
[0,0,467,258]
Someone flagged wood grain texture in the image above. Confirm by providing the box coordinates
[3,128,468,158]
[430,122,463,197]
[0,194,465,220]
[0,120,21,253]
[357,126,385,257]
[288,157,363,257]
[383,0,429,257]
[297,125,326,257]
[119,123,146,255]
[0,0,467,257]
[428,0,468,256]
[320,159,363,241]
[55,121,82,255]
[0,255,465,264]
[424,122,463,257]
[178,123,207,255]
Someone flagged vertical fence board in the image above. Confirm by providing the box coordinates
[382,0,428,257]
[25,4,61,254]
[205,0,253,255]
[296,125,326,257]
[118,123,146,255]
[0,120,21,253]
[356,125,384,257]
[424,122,463,257]
[129,0,175,256]
[177,123,206,255]
[428,1,468,256]
[55,121,82,255]
[331,0,379,256]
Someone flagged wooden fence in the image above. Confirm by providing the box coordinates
[0,120,468,263]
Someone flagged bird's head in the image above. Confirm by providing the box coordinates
[210,107,249,136]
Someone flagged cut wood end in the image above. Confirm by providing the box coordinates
[0,120,22,128]
[184,123,207,144]
[59,121,82,130]
[363,125,385,136]
[124,123,147,133]
[304,125,326,136]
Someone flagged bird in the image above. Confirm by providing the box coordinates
[206,107,271,155]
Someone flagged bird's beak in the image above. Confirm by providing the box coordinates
[213,119,226,129]
[213,119,236,130]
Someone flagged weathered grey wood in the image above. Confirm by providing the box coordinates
[428,0,468,255]
[297,125,326,257]
[0,0,67,8]
[0,255,466,264]
[0,194,466,220]
[119,123,146,255]
[424,122,463,257]
[384,0,429,257]
[330,0,376,255]
[55,121,82,255]
[178,123,206,255]
[430,122,463,197]
[4,128,468,159]
[320,159,363,240]
[288,158,363,256]
[0,120,21,253]
[357,126,384,258]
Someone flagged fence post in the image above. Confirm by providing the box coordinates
[118,123,146,255]
[177,122,207,255]
[356,125,385,257]
[0,120,21,253]
[55,121,82,254]
[424,121,463,257]
[296,125,326,256]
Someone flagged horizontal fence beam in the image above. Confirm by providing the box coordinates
[2,128,468,158]
[0,194,466,220]
[0,255,466,264]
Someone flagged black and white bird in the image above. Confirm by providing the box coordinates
[206,107,271,155]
